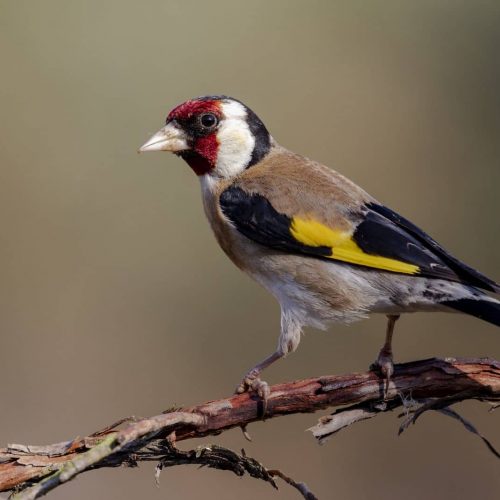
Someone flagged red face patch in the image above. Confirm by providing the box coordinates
[167,99,221,123]
[193,134,218,168]
[168,98,222,176]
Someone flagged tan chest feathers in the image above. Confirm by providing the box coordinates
[202,191,251,271]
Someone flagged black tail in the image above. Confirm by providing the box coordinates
[443,298,500,327]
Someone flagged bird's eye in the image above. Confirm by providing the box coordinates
[200,113,218,128]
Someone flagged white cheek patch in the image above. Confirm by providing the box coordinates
[215,101,255,178]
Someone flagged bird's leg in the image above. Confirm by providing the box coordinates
[236,311,301,414]
[371,314,400,398]
[235,351,283,406]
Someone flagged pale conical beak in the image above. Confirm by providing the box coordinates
[138,123,189,153]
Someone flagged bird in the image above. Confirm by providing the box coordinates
[139,95,500,402]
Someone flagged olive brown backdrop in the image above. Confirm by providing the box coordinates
[1,1,499,499]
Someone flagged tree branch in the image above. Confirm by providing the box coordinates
[1,357,498,499]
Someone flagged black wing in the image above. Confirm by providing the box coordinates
[220,185,499,292]
[364,203,499,292]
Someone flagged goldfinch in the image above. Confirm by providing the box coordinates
[140,95,499,400]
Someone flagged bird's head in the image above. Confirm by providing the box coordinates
[139,96,271,177]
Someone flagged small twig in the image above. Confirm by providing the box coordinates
[239,424,253,442]
[268,469,319,500]
[155,442,278,489]
[436,407,500,458]
[308,399,400,445]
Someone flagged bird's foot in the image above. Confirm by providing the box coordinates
[370,349,394,399]
[235,371,271,416]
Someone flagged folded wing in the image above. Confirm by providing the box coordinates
[220,185,498,292]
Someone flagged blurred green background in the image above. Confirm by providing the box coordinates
[1,1,499,499]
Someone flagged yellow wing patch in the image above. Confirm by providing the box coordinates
[290,217,419,274]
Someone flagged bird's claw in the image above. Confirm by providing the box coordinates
[370,350,394,399]
[235,375,270,416]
